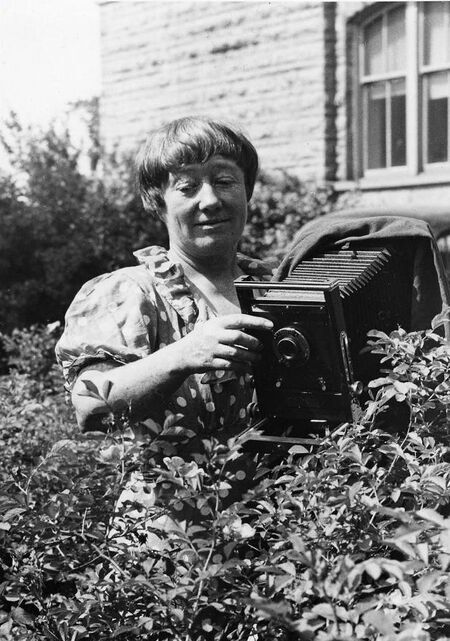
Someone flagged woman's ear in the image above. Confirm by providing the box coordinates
[141,191,167,222]
[157,196,167,223]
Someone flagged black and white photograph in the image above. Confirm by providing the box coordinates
[1,1,450,639]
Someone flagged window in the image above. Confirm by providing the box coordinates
[356,2,450,179]
[422,2,450,165]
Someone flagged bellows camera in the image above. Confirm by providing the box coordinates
[235,241,415,435]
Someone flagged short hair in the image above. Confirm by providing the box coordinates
[137,116,258,218]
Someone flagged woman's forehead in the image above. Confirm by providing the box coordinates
[169,156,243,177]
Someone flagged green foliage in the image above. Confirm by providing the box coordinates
[0,113,167,333]
[241,171,335,261]
[0,324,75,476]
[2,316,450,639]
[0,323,62,393]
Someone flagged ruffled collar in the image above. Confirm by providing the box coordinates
[133,245,277,327]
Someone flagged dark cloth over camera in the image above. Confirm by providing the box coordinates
[274,214,450,335]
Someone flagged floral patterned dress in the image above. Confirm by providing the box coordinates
[56,245,277,435]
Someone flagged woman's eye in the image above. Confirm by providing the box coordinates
[177,182,197,194]
[215,176,234,187]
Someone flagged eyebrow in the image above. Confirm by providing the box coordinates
[176,158,241,173]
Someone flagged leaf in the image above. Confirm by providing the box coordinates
[415,508,444,525]
[364,560,382,580]
[368,376,392,388]
[415,543,429,564]
[364,399,381,420]
[440,521,450,554]
[11,607,35,627]
[367,330,390,340]
[346,444,362,464]
[49,439,76,455]
[311,603,335,620]
[161,424,196,439]
[101,378,113,399]
[78,378,100,398]
[162,413,185,430]
[363,609,396,635]
[99,444,122,463]
[278,561,296,576]
[423,476,446,491]
[288,444,309,455]
[393,380,417,394]
[2,507,26,522]
[111,626,140,637]
[251,597,292,618]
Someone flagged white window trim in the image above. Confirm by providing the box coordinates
[351,1,450,188]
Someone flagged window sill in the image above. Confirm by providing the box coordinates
[334,171,450,192]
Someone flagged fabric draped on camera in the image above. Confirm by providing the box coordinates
[236,215,450,437]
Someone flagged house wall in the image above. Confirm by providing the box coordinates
[334,1,450,207]
[99,0,450,207]
[99,1,332,179]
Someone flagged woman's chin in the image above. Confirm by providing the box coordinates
[191,236,238,259]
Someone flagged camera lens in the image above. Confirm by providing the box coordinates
[274,325,310,365]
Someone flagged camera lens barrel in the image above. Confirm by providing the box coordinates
[273,325,310,366]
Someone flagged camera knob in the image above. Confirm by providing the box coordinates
[274,325,310,366]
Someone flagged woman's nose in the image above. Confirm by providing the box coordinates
[198,181,220,210]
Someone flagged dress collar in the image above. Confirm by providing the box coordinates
[133,245,277,326]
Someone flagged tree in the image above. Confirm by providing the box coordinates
[0,112,167,333]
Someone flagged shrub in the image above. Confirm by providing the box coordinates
[0,113,167,333]
[241,171,336,261]
[0,324,75,477]
[1,312,450,639]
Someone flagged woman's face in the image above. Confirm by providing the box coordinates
[161,155,248,262]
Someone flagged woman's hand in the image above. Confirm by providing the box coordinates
[71,314,273,431]
[177,314,273,374]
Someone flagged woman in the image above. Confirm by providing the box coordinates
[56,117,275,435]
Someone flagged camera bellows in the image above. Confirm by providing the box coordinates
[286,247,391,297]
[235,241,415,428]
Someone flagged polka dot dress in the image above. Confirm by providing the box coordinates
[56,245,278,435]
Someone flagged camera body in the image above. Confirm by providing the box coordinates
[236,242,414,436]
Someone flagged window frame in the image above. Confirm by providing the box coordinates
[353,1,450,183]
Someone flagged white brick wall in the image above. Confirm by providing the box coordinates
[99,0,450,207]
[99,1,329,179]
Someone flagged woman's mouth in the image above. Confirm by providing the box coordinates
[196,219,229,227]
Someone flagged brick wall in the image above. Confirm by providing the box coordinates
[99,1,332,180]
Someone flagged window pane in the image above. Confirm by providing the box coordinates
[367,83,386,168]
[387,6,406,72]
[391,79,406,166]
[427,72,448,163]
[423,2,449,66]
[364,16,383,75]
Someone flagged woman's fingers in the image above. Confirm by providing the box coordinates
[218,314,273,332]
[216,342,262,363]
[212,314,273,350]
[205,357,251,372]
[179,314,273,374]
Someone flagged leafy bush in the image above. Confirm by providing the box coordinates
[0,323,62,393]
[241,171,335,261]
[2,313,450,639]
[0,324,75,476]
[0,113,167,333]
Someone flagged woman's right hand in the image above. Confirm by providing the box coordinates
[71,314,273,431]
[177,314,273,374]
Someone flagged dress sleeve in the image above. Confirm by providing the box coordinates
[55,268,158,390]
